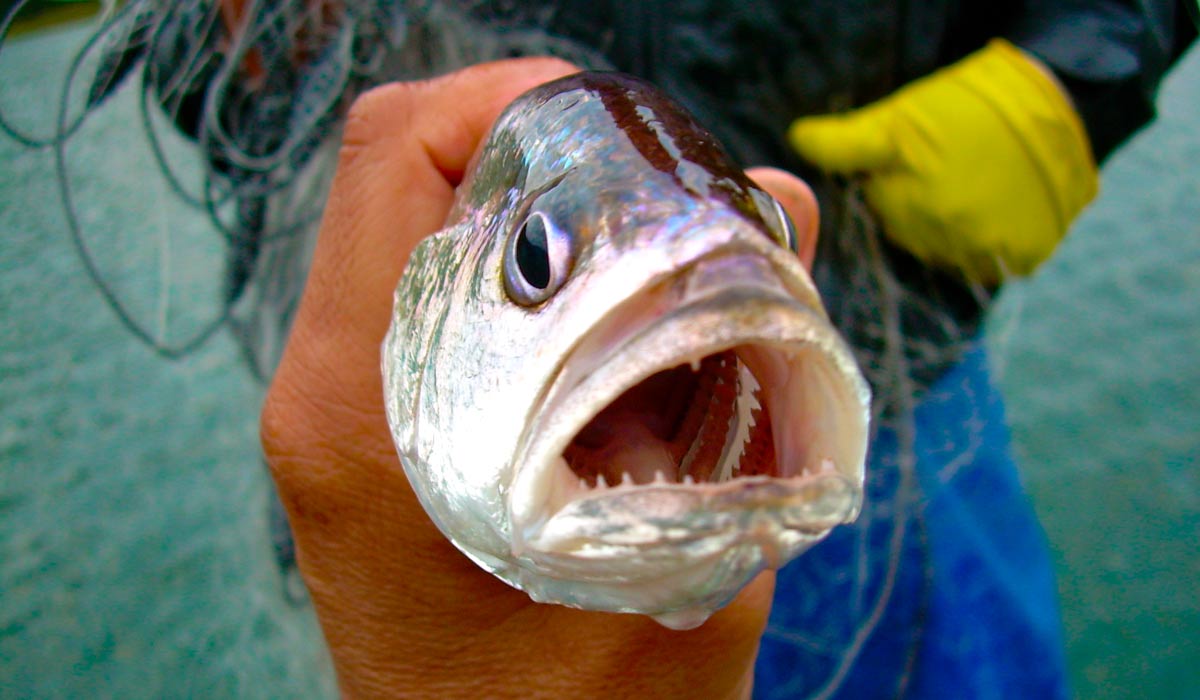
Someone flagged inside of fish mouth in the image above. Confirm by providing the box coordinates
[561,344,826,489]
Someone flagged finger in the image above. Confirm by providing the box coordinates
[746,166,820,269]
[788,107,897,174]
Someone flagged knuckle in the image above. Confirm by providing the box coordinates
[518,56,582,77]
[259,377,311,485]
[457,56,579,83]
[259,381,293,461]
[341,82,421,151]
[259,376,336,517]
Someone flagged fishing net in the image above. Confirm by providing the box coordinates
[0,1,1008,696]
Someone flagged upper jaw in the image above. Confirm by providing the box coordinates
[507,242,870,565]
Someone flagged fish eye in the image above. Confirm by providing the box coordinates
[504,210,573,306]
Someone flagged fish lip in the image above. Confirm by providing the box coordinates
[507,242,870,563]
[520,474,859,569]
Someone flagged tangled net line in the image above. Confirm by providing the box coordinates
[0,1,994,696]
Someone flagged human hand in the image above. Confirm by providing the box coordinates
[260,59,821,699]
[789,39,1098,284]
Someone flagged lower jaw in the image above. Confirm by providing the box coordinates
[506,473,859,628]
[518,466,859,557]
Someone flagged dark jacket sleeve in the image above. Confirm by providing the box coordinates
[1006,0,1197,162]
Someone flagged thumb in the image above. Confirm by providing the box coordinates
[788,106,897,174]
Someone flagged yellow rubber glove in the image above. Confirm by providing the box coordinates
[789,39,1098,284]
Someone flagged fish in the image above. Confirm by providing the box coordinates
[382,72,870,630]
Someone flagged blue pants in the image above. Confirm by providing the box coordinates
[754,346,1069,699]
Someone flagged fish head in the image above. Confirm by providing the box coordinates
[382,72,870,629]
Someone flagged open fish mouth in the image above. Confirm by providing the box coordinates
[566,348,813,487]
[510,248,870,566]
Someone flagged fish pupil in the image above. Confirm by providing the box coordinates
[516,215,552,290]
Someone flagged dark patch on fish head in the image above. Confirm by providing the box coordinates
[576,73,777,241]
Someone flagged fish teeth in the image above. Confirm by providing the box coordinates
[682,474,696,485]
[798,459,835,477]
[712,360,760,483]
[597,473,609,489]
[652,470,667,484]
[689,356,702,372]
[621,472,633,486]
